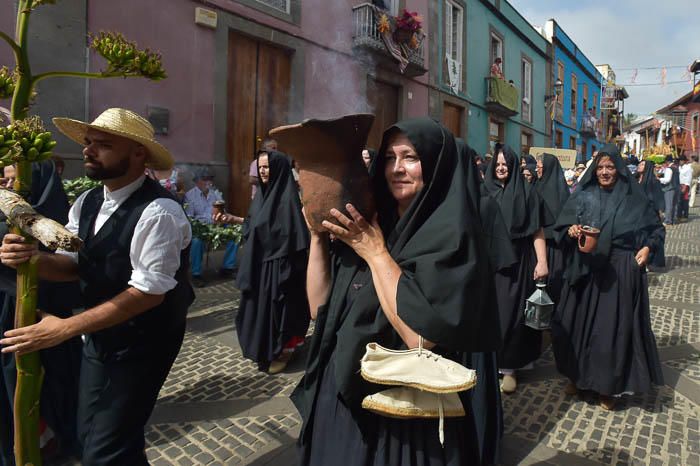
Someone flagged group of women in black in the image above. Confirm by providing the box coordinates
[234,116,664,465]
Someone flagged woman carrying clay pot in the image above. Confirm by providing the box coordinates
[551,145,664,410]
[231,151,310,374]
[481,146,549,394]
[292,118,499,465]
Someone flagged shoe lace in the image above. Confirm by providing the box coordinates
[417,335,440,361]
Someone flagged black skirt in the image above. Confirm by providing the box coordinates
[545,239,566,306]
[649,234,666,268]
[551,249,664,395]
[298,357,482,466]
[495,238,543,369]
[460,352,503,466]
[236,254,310,367]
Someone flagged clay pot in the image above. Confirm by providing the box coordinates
[578,225,600,253]
[269,114,376,232]
[212,200,225,217]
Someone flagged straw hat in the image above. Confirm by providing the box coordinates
[52,108,173,170]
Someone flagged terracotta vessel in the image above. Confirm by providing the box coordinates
[578,225,600,253]
[269,114,375,232]
[212,200,225,217]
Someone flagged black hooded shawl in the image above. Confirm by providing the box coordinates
[553,145,663,285]
[294,118,499,422]
[0,160,81,461]
[638,161,665,212]
[481,146,541,240]
[236,151,309,292]
[0,160,70,290]
[456,139,516,272]
[535,153,570,239]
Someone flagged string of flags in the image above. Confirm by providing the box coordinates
[617,64,695,87]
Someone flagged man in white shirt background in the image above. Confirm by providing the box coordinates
[690,155,700,208]
[659,156,681,225]
[678,156,693,220]
[0,108,194,465]
[184,170,240,287]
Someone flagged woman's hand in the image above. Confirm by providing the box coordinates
[212,212,243,225]
[567,224,582,238]
[321,204,387,262]
[533,261,549,280]
[635,246,650,268]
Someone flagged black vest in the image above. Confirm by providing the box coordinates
[661,166,680,193]
[78,177,194,359]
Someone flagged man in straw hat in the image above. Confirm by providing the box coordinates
[0,108,194,465]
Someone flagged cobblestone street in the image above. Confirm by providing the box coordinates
[141,209,700,466]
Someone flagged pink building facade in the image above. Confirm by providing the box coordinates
[0,0,432,214]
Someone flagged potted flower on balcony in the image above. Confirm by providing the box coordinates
[393,9,422,49]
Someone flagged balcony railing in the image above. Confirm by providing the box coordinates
[485,77,519,117]
[352,3,426,77]
[580,116,598,138]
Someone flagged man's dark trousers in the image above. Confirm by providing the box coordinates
[77,326,184,466]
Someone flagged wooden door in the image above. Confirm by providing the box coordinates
[442,102,463,138]
[366,79,399,151]
[226,31,291,216]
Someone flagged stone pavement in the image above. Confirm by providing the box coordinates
[65,209,700,465]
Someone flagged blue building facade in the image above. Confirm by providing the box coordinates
[429,0,550,156]
[546,20,603,160]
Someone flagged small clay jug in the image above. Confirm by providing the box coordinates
[269,114,375,232]
[212,200,225,217]
[578,225,600,253]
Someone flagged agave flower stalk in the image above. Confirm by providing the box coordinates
[0,1,166,463]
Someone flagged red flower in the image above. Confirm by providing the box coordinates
[395,9,423,33]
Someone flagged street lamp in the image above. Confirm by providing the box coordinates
[545,79,563,102]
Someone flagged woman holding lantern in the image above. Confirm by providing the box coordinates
[480,146,549,394]
[551,145,664,410]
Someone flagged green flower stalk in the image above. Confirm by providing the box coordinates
[0,1,167,463]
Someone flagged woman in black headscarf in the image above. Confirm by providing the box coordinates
[551,145,664,410]
[362,148,377,170]
[535,154,570,305]
[522,164,536,184]
[293,118,499,465]
[636,159,665,268]
[455,139,509,466]
[481,146,548,394]
[521,154,537,185]
[235,151,310,374]
[0,160,82,464]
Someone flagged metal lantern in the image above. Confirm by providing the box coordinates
[524,281,554,330]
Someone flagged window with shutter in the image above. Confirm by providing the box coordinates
[445,1,463,91]
[521,58,532,122]
[254,0,290,14]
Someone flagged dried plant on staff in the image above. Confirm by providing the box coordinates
[0,1,166,464]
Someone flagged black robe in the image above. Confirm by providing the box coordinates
[236,151,310,370]
[637,161,665,267]
[293,118,500,466]
[551,145,664,395]
[534,154,570,305]
[0,161,82,465]
[455,139,507,466]
[481,147,543,370]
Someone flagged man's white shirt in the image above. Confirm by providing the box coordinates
[57,175,191,295]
